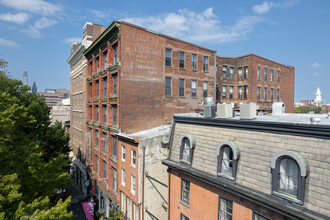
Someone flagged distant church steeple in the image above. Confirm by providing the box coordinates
[314,86,323,106]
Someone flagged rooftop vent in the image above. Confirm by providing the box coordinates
[216,103,233,118]
[310,117,321,124]
[272,102,285,116]
[240,103,256,120]
[204,97,216,118]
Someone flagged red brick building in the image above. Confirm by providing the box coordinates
[217,54,295,113]
[84,21,216,218]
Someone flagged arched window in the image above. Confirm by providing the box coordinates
[179,134,196,165]
[217,141,240,180]
[271,151,309,203]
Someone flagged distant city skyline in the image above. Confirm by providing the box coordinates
[0,0,329,103]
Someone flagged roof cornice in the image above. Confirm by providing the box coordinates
[83,21,121,58]
[173,116,330,140]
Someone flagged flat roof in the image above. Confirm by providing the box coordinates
[118,124,171,141]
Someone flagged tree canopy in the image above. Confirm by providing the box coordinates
[0,68,73,219]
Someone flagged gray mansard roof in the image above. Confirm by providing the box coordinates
[163,114,330,219]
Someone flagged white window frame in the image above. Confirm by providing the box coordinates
[131,175,136,195]
[131,150,136,167]
[122,145,126,162]
[121,169,125,186]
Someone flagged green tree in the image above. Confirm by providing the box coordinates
[0,71,73,219]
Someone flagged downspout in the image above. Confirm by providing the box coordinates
[142,146,145,220]
[167,168,171,220]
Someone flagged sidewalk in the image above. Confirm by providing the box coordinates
[66,182,90,220]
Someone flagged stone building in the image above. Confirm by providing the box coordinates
[217,54,295,113]
[162,111,330,220]
[38,88,70,108]
[67,22,105,196]
[84,20,216,218]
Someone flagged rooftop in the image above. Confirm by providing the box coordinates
[118,124,171,141]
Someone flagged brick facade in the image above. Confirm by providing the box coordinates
[217,54,295,113]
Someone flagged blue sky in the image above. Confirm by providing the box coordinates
[0,0,329,103]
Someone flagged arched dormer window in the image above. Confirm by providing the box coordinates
[179,134,196,165]
[217,141,240,180]
[271,151,309,204]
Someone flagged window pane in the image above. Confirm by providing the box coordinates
[221,146,233,175]
[203,56,208,72]
[238,68,242,80]
[180,51,185,68]
[264,68,268,81]
[165,77,171,96]
[244,66,248,79]
[219,197,232,220]
[229,67,234,80]
[191,80,196,97]
[223,66,227,79]
[222,85,226,99]
[166,49,171,66]
[279,158,298,197]
[181,179,190,204]
[192,54,197,70]
[179,79,185,97]
[113,74,117,96]
[203,82,208,97]
[229,86,233,99]
[257,66,260,80]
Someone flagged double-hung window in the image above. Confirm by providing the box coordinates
[89,61,93,75]
[122,146,125,161]
[271,69,274,82]
[103,105,107,124]
[103,132,107,152]
[257,66,260,80]
[103,77,107,98]
[179,51,185,68]
[165,49,171,67]
[203,82,208,97]
[121,169,125,186]
[181,179,190,205]
[103,161,107,179]
[222,85,227,99]
[229,67,234,80]
[218,197,232,220]
[271,88,274,101]
[131,150,136,167]
[264,88,268,101]
[95,155,99,174]
[179,135,195,165]
[238,67,242,80]
[264,68,268,81]
[253,213,270,220]
[113,43,118,65]
[103,50,108,69]
[277,89,280,101]
[238,86,242,99]
[243,85,248,99]
[96,106,99,122]
[277,70,280,83]
[131,175,136,195]
[112,73,117,96]
[112,136,117,158]
[191,80,196,97]
[257,87,260,100]
[165,77,171,96]
[222,66,227,79]
[179,79,185,97]
[113,168,117,193]
[192,54,197,70]
[96,80,99,98]
[112,105,117,126]
[96,57,99,73]
[229,86,233,99]
[203,56,208,72]
[244,66,248,79]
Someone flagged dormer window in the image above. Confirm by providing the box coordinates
[179,134,196,165]
[271,151,309,204]
[217,141,240,180]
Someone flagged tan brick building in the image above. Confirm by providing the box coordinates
[163,113,330,220]
[84,21,216,218]
[67,22,104,195]
[217,54,295,113]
